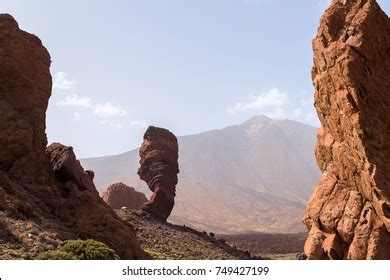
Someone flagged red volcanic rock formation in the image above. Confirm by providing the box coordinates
[0,14,143,259]
[101,183,148,210]
[0,14,51,170]
[138,126,179,220]
[303,0,390,259]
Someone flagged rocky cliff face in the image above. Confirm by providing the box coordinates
[138,126,179,221]
[0,14,51,171]
[303,0,390,259]
[101,183,147,210]
[0,14,143,259]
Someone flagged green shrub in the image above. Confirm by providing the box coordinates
[38,251,76,260]
[144,248,165,260]
[38,239,119,260]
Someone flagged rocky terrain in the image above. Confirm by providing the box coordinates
[117,209,257,260]
[101,183,147,210]
[82,116,320,233]
[2,0,390,262]
[0,14,143,260]
[0,13,267,261]
[303,0,390,259]
[219,232,306,260]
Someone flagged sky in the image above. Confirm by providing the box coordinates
[1,0,389,158]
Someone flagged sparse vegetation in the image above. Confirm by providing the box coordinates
[0,244,28,260]
[144,248,165,260]
[186,255,200,260]
[37,250,76,260]
[219,232,307,259]
[37,239,119,260]
[119,210,256,260]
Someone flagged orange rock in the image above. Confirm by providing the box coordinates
[304,0,390,259]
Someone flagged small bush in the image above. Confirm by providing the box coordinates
[38,239,119,260]
[144,248,165,260]
[209,232,215,238]
[38,251,76,260]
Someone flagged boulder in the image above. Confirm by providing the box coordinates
[101,183,148,210]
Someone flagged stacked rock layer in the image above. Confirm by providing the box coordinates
[138,126,179,220]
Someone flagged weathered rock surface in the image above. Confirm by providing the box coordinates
[0,14,51,171]
[138,126,179,220]
[303,0,390,259]
[101,183,147,210]
[0,14,143,259]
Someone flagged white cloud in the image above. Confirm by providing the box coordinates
[54,72,132,129]
[110,122,123,129]
[57,94,127,118]
[99,120,148,130]
[98,121,127,130]
[57,94,93,108]
[93,103,127,117]
[53,72,76,91]
[228,88,318,125]
[228,88,288,113]
[130,120,149,128]
[72,112,81,121]
[98,120,108,126]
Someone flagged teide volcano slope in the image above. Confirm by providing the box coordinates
[82,116,321,233]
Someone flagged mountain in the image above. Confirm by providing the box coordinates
[81,116,321,233]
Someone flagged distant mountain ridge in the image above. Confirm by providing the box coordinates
[81,116,321,233]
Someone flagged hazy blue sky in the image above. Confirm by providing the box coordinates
[1,1,389,158]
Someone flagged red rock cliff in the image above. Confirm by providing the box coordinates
[303,0,390,259]
[0,14,51,170]
[0,14,143,259]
